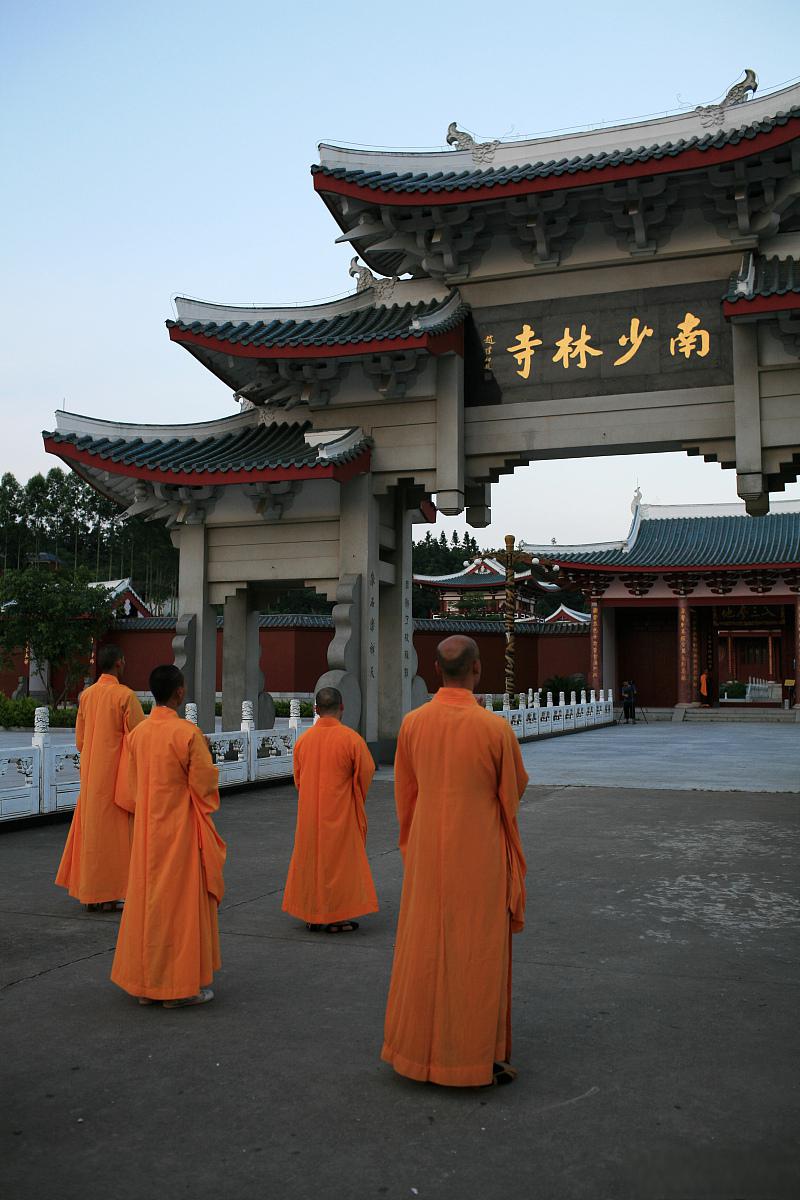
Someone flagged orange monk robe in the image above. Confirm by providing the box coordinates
[282,717,378,925]
[110,708,226,1001]
[55,673,145,905]
[381,688,528,1087]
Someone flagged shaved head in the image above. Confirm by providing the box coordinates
[435,635,480,681]
[315,686,343,715]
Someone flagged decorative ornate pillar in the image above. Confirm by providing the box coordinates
[676,596,692,706]
[171,523,216,731]
[690,609,700,701]
[504,534,516,696]
[378,489,427,757]
[589,599,602,694]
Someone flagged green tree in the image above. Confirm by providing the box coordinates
[0,568,114,704]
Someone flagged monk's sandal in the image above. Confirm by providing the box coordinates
[164,988,215,1009]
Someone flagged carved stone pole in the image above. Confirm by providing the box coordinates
[504,534,516,697]
[589,599,602,694]
[676,596,692,706]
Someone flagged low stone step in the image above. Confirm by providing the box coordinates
[683,707,797,723]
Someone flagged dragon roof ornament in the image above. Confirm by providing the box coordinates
[694,68,758,129]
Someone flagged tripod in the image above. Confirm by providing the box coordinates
[618,696,647,724]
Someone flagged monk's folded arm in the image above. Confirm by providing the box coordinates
[188,730,221,814]
[124,693,146,733]
[394,730,418,862]
[75,702,85,753]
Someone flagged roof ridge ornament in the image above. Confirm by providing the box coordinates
[695,68,758,130]
[348,256,399,304]
[445,122,500,165]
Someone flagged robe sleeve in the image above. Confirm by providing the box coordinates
[497,724,529,934]
[75,697,86,753]
[117,737,138,814]
[188,728,226,905]
[352,736,376,840]
[394,721,418,863]
[114,691,147,812]
[124,691,146,733]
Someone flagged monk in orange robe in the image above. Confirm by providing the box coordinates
[382,635,528,1088]
[111,664,225,1007]
[283,686,377,933]
[55,644,145,911]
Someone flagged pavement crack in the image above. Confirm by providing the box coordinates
[1,944,116,992]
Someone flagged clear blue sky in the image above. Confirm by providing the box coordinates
[2,1,799,544]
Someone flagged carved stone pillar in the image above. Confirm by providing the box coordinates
[589,600,602,693]
[378,491,427,757]
[676,597,692,706]
[171,523,216,731]
[690,609,700,702]
[222,587,274,732]
[316,573,362,731]
[329,472,381,745]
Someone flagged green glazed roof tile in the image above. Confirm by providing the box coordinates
[312,106,800,196]
[167,296,466,350]
[45,421,369,476]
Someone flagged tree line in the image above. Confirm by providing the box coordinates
[0,469,178,606]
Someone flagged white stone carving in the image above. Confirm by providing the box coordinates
[241,700,255,732]
[445,122,500,165]
[34,707,49,734]
[185,703,198,725]
[695,69,758,128]
[348,257,399,304]
[484,694,494,710]
[289,698,301,732]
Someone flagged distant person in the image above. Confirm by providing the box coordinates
[621,680,637,724]
[111,665,225,1008]
[699,669,711,707]
[283,686,377,933]
[55,645,144,912]
[382,635,528,1088]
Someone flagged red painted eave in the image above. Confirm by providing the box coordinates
[169,324,464,359]
[723,292,800,318]
[313,117,800,208]
[43,437,371,487]
[553,559,800,573]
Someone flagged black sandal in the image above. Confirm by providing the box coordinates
[488,1062,518,1086]
[324,921,359,933]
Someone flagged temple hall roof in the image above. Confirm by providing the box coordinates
[167,288,465,357]
[523,498,800,570]
[43,411,371,508]
[313,84,800,205]
[724,253,800,315]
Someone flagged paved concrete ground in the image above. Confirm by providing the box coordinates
[2,777,799,1200]
[518,721,800,792]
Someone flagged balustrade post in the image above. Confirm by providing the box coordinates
[32,706,50,815]
[185,703,198,726]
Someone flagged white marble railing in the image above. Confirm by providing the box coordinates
[1,689,615,822]
[745,677,782,703]
[487,688,615,741]
[0,704,297,823]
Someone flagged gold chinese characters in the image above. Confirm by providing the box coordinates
[500,312,710,378]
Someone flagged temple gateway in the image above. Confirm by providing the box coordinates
[45,76,800,747]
